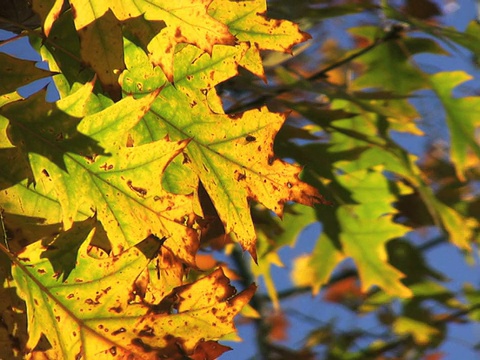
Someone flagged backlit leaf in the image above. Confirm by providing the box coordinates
[12,218,254,359]
[209,0,311,78]
[429,71,480,181]
[350,26,447,94]
[67,0,235,82]
[121,40,326,258]
[1,82,198,264]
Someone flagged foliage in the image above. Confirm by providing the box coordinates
[0,0,479,359]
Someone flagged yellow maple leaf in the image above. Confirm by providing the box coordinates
[209,0,311,79]
[37,0,236,84]
[12,220,255,359]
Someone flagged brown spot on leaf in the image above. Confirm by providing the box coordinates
[236,172,246,181]
[227,113,242,120]
[41,169,49,177]
[174,27,182,38]
[85,298,99,305]
[99,163,113,171]
[245,135,256,142]
[139,326,155,338]
[126,133,134,147]
[109,306,122,313]
[127,180,147,196]
[84,154,97,163]
[112,328,126,336]
[132,338,152,352]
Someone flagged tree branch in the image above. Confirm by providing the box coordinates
[225,24,406,115]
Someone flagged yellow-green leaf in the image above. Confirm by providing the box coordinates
[12,219,253,359]
[209,0,311,78]
[429,71,480,181]
[392,317,440,345]
[66,0,235,82]
[0,83,198,263]
[121,40,326,258]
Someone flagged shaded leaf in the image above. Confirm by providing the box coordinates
[0,0,40,33]
[351,27,447,94]
[0,54,55,96]
[78,10,124,99]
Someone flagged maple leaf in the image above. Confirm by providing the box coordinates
[429,71,480,181]
[209,0,311,79]
[121,40,326,259]
[350,26,447,94]
[0,81,198,264]
[12,218,254,359]
[36,0,235,84]
[292,169,412,297]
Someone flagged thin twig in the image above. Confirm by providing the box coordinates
[226,25,405,115]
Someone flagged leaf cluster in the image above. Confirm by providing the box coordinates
[0,0,480,359]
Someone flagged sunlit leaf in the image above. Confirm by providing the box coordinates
[12,219,254,358]
[121,40,326,258]
[429,71,480,181]
[0,82,198,263]
[392,317,440,345]
[44,0,236,82]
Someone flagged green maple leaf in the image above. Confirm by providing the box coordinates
[350,26,447,94]
[293,169,412,297]
[12,218,254,359]
[429,71,480,181]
